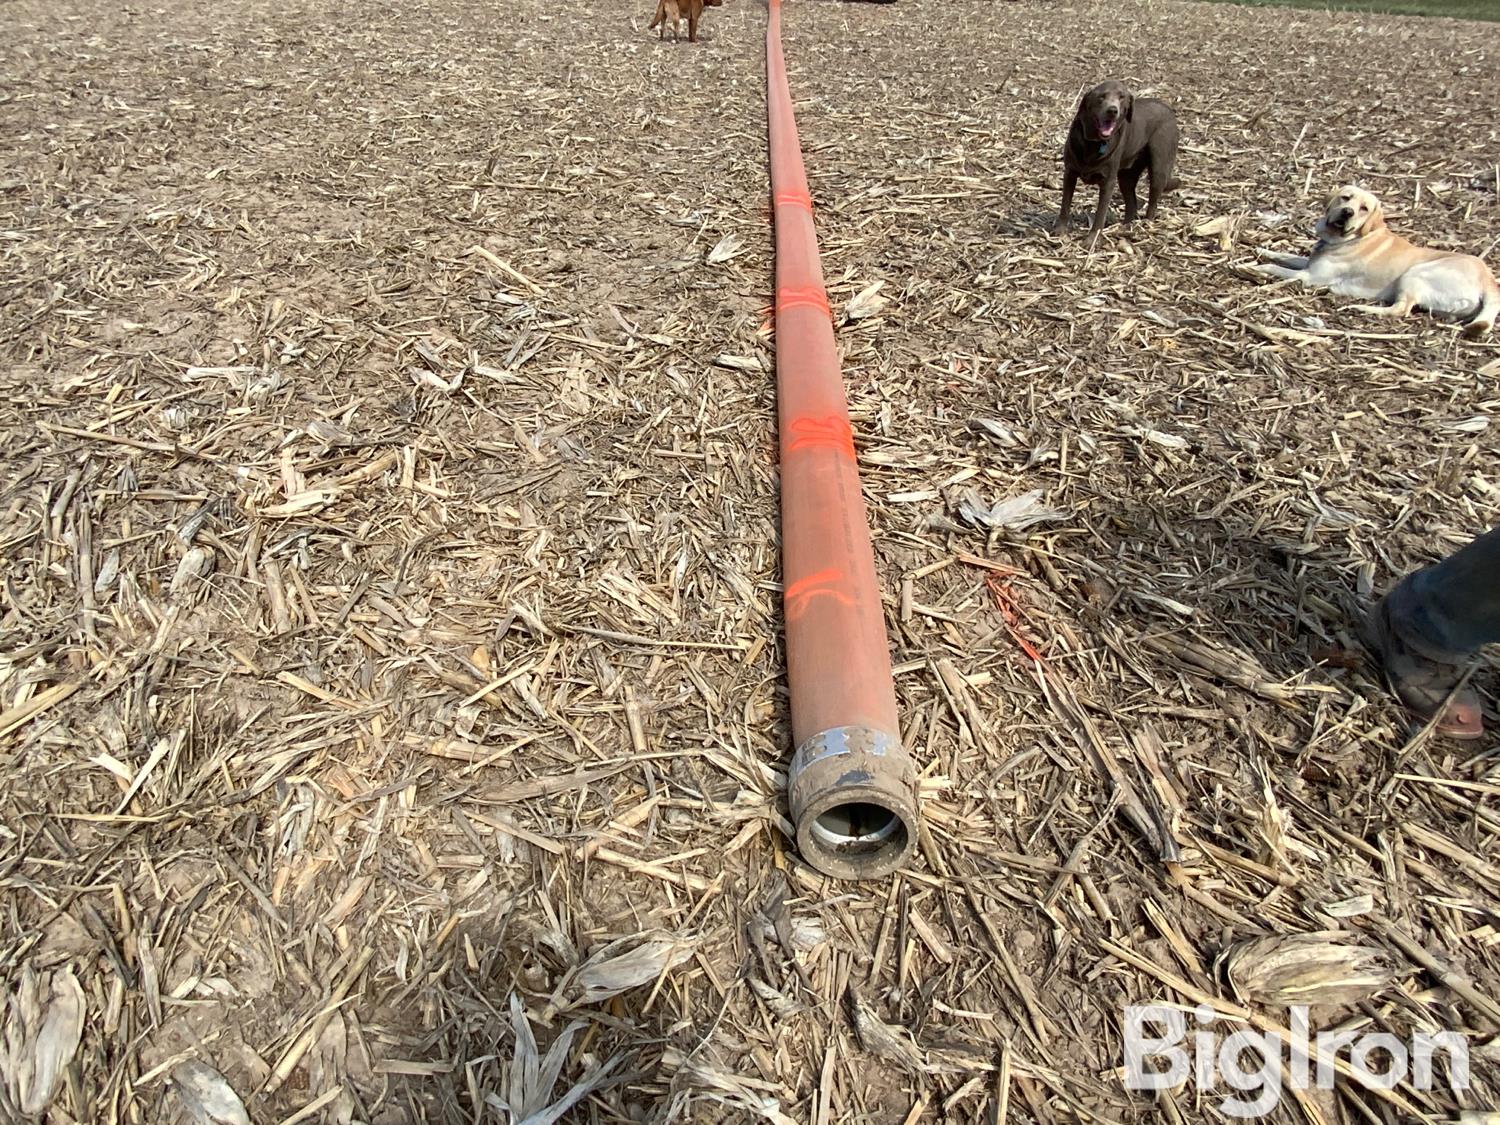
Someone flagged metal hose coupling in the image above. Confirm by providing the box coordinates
[787,725,919,881]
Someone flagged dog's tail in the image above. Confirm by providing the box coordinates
[648,0,664,27]
[1462,284,1498,338]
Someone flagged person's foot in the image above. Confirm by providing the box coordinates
[1360,594,1484,739]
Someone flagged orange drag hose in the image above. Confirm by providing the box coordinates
[766,0,918,880]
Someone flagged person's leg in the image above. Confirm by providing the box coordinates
[1363,527,1500,738]
[1387,527,1500,658]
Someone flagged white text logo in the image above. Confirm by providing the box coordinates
[1123,1004,1468,1117]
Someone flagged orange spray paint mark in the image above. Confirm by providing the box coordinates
[784,567,856,621]
[776,285,832,318]
[785,415,856,460]
[774,189,814,212]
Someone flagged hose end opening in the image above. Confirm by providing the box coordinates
[788,726,918,880]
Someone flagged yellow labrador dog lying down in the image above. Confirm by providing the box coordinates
[1250,185,1499,337]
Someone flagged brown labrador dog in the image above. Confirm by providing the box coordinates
[649,0,721,42]
[1053,80,1179,245]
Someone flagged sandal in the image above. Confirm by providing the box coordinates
[1360,595,1484,739]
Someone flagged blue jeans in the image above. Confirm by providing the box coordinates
[1389,527,1500,661]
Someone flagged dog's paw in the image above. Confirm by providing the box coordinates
[1231,262,1279,282]
[1245,263,1306,282]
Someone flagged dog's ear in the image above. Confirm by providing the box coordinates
[1124,92,1134,122]
[1363,204,1387,232]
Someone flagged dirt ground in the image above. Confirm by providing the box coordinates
[2,0,1498,1121]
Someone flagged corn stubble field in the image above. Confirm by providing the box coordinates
[1,0,1498,1121]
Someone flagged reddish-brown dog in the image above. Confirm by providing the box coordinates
[649,0,720,42]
